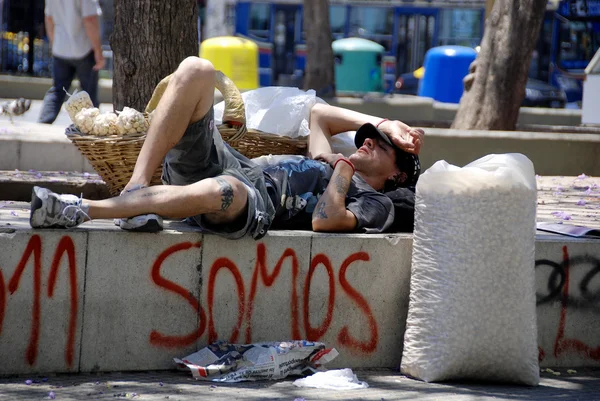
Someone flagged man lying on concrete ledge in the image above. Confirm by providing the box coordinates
[29,56,424,239]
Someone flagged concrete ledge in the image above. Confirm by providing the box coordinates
[419,128,600,177]
[0,75,113,104]
[2,121,600,176]
[1,74,583,126]
[0,204,598,375]
[0,122,95,172]
[0,170,110,201]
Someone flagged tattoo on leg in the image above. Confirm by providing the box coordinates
[140,189,169,198]
[315,200,328,219]
[215,177,234,211]
[334,175,350,195]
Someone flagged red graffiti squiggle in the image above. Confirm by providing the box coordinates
[47,236,78,368]
[538,346,545,363]
[207,257,245,344]
[303,254,335,341]
[337,252,379,353]
[8,235,42,365]
[553,246,600,360]
[150,241,205,348]
[245,245,300,343]
[0,269,5,335]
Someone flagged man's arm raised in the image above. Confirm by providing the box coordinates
[307,103,424,157]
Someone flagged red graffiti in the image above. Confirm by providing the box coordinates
[152,243,379,354]
[207,257,246,343]
[8,235,42,366]
[553,246,600,361]
[47,236,78,368]
[245,245,300,343]
[1,235,78,367]
[337,252,378,353]
[149,241,204,348]
[0,269,5,335]
[303,253,335,341]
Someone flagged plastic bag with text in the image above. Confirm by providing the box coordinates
[400,153,540,385]
[214,87,327,138]
[174,341,339,382]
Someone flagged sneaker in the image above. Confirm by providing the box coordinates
[115,184,163,232]
[118,213,163,232]
[30,186,90,228]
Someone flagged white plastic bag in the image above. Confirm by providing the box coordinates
[214,87,327,138]
[330,131,358,157]
[400,153,540,385]
[293,369,369,390]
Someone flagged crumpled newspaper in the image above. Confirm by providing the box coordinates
[174,341,338,382]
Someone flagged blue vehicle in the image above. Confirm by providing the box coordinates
[229,0,486,90]
[547,0,600,104]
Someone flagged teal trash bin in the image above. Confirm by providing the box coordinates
[418,46,477,103]
[332,38,384,94]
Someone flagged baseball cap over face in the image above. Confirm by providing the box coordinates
[354,123,421,189]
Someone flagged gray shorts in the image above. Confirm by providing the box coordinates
[162,107,274,239]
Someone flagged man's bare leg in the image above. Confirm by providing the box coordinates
[86,175,248,223]
[84,56,248,225]
[126,56,216,190]
[31,57,250,229]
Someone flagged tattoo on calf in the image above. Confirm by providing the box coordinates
[216,177,234,211]
[315,200,328,219]
[334,175,350,194]
[141,189,168,198]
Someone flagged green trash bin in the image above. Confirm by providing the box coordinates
[332,38,384,94]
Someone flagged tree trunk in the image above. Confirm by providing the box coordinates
[303,0,335,96]
[451,0,548,130]
[112,0,198,111]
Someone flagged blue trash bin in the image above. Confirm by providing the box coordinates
[418,46,477,104]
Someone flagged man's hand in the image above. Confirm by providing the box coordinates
[314,152,346,168]
[378,120,424,155]
[93,50,105,71]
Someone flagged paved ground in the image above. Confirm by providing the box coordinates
[0,368,599,401]
[536,175,600,230]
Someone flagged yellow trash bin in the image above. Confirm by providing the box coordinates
[200,36,259,90]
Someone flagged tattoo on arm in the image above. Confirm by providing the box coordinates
[315,200,328,219]
[334,175,350,195]
[215,177,234,211]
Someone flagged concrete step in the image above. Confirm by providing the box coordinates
[0,74,584,127]
[2,120,600,177]
[0,170,110,201]
[0,176,599,375]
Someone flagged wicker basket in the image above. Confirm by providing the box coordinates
[66,71,307,196]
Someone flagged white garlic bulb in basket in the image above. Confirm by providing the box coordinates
[91,113,119,136]
[74,107,100,134]
[116,107,149,135]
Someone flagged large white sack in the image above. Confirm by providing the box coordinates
[400,153,539,386]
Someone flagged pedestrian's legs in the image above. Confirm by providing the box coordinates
[38,56,76,124]
[126,56,216,190]
[75,51,99,107]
